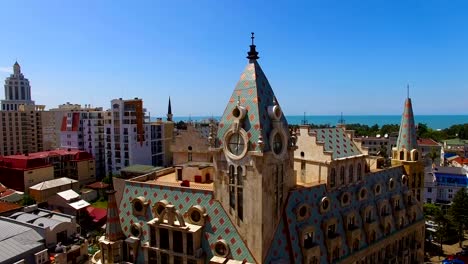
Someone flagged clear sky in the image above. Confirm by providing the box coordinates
[1,0,467,116]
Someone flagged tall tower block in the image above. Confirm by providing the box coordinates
[391,95,424,202]
[212,33,296,262]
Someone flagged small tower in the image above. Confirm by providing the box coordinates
[13,61,21,75]
[391,88,424,201]
[167,96,173,122]
[213,33,296,262]
[99,183,125,263]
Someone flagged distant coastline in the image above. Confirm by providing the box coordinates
[152,115,468,130]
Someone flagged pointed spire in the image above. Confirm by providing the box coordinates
[396,93,418,151]
[247,32,259,60]
[105,187,125,242]
[167,96,173,122]
[13,61,21,75]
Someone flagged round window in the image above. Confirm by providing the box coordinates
[299,206,307,218]
[342,193,349,204]
[227,132,245,156]
[273,133,283,154]
[191,210,201,223]
[134,201,143,212]
[321,198,330,212]
[389,178,395,190]
[214,240,229,257]
[375,184,381,195]
[360,188,367,199]
[130,223,141,237]
[232,107,241,118]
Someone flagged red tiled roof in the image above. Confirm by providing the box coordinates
[87,182,109,189]
[86,206,107,223]
[0,189,15,198]
[0,201,22,214]
[0,149,93,170]
[452,157,468,165]
[417,138,440,146]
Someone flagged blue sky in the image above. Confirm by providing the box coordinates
[1,0,467,116]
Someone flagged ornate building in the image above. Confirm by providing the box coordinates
[92,34,424,264]
[1,61,34,111]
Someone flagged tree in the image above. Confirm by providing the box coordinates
[448,188,468,248]
[428,147,440,166]
[434,210,450,255]
[424,203,441,217]
[21,194,36,206]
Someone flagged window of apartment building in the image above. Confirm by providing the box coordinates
[428,187,432,193]
[448,189,453,193]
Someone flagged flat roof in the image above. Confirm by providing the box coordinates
[121,164,162,174]
[142,171,213,190]
[57,189,80,201]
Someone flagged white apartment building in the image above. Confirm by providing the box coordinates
[105,98,152,174]
[104,98,174,175]
[60,107,106,178]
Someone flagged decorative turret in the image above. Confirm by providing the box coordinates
[391,88,424,202]
[104,188,125,241]
[167,96,173,122]
[98,182,125,263]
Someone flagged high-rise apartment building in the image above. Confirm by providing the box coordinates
[60,107,106,178]
[41,102,83,150]
[105,98,150,174]
[0,62,44,156]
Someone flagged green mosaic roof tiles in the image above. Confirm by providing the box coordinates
[217,59,288,153]
[396,98,418,151]
[313,127,362,159]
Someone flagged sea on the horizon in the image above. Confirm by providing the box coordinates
[153,115,468,130]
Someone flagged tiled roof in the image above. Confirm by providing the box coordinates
[312,127,362,159]
[105,190,124,242]
[396,98,418,150]
[86,181,109,189]
[217,51,288,153]
[0,201,22,214]
[417,138,440,146]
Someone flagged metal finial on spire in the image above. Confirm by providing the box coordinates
[407,84,410,99]
[247,32,259,60]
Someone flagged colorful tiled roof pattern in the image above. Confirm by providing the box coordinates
[265,166,424,263]
[119,182,255,263]
[396,98,418,151]
[312,128,362,159]
[105,190,125,242]
[217,57,288,153]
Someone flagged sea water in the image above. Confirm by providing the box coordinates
[156,115,468,130]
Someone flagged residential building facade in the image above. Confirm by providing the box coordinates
[0,149,96,191]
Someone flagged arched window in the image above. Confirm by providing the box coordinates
[300,151,305,157]
[399,150,404,160]
[330,168,336,187]
[340,166,345,185]
[349,165,354,183]
[357,163,362,181]
[414,151,419,161]
[229,166,235,210]
[237,166,243,220]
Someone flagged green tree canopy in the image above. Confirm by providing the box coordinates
[448,188,468,247]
